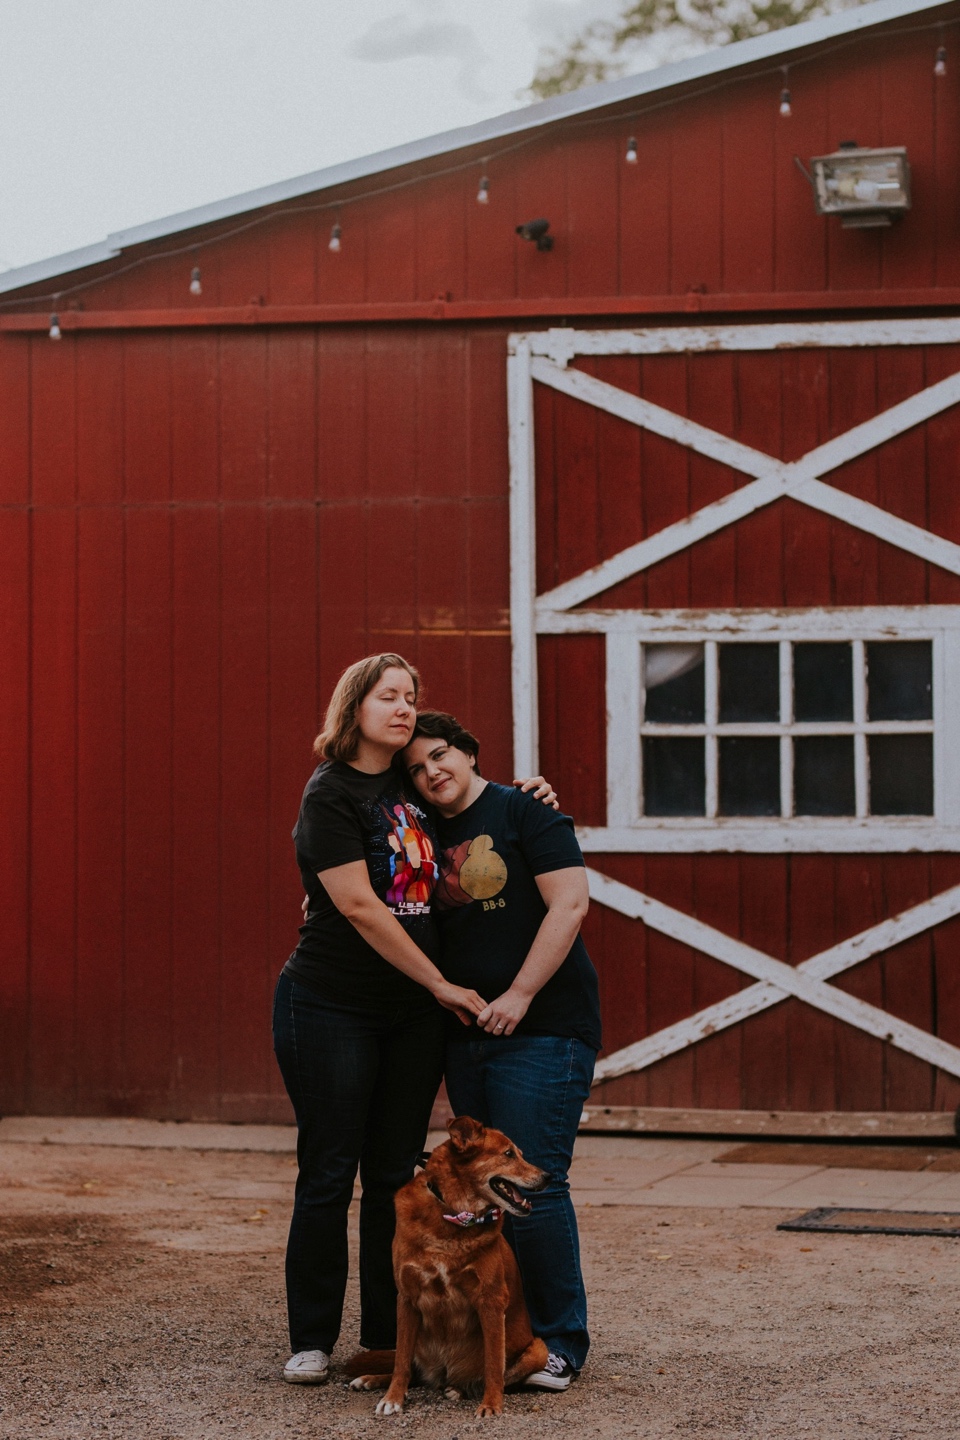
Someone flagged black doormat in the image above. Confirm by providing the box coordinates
[778,1207,960,1237]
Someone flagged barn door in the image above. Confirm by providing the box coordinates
[508,322,960,1118]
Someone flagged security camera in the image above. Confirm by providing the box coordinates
[515,218,553,251]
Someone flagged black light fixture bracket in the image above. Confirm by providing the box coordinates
[516,218,553,251]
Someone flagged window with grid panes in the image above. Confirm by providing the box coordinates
[641,637,934,820]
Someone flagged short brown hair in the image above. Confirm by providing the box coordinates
[407,710,481,775]
[314,654,420,763]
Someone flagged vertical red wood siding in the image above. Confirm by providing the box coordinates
[2,7,959,1118]
[1,324,519,1120]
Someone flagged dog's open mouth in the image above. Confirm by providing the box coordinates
[490,1177,533,1214]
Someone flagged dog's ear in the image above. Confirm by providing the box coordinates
[447,1115,484,1154]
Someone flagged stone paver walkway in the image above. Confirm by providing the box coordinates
[570,1133,960,1212]
[2,1116,959,1214]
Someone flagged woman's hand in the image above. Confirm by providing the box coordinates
[432,979,488,1027]
[513,775,559,810]
[477,988,531,1036]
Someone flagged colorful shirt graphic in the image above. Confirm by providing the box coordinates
[286,761,441,1010]
[382,801,439,915]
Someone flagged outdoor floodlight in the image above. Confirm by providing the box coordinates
[809,143,911,228]
[516,218,553,251]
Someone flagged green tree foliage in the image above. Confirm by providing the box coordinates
[528,0,866,99]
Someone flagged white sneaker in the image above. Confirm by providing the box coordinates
[523,1352,576,1391]
[283,1349,330,1384]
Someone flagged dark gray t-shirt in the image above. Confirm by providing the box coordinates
[434,782,601,1051]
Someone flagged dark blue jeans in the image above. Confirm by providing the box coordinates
[444,1033,596,1372]
[272,972,445,1355]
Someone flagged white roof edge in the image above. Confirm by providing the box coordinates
[0,0,951,298]
[0,239,121,297]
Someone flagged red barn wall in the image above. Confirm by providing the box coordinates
[0,324,518,1120]
[1,4,959,1119]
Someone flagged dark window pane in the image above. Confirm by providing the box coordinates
[869,735,933,815]
[718,738,780,816]
[794,736,856,815]
[644,645,705,723]
[719,644,779,722]
[643,738,705,816]
[794,643,853,722]
[866,642,932,720]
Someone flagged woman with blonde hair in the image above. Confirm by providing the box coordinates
[273,654,550,1384]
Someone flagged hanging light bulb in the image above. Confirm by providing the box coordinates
[477,174,490,204]
[189,266,202,296]
[779,86,792,117]
[48,312,62,340]
[625,136,638,163]
[935,45,947,76]
[329,222,342,253]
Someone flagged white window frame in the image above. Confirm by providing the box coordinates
[507,319,960,854]
[599,606,960,852]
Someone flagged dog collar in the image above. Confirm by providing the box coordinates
[442,1207,503,1228]
[425,1177,502,1227]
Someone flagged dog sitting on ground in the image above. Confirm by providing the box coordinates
[345,1116,549,1418]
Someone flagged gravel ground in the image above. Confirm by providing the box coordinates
[1,1139,958,1439]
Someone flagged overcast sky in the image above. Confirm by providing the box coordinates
[0,0,631,273]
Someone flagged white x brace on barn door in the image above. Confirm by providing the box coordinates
[506,320,960,1086]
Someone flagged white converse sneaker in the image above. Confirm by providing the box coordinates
[283,1349,330,1384]
[523,1352,576,1391]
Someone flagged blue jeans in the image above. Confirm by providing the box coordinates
[444,1033,596,1372]
[272,972,445,1354]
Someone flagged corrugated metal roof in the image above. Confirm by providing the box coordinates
[0,0,951,297]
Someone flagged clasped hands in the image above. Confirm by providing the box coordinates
[432,979,530,1035]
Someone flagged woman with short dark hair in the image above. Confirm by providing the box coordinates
[403,710,601,1392]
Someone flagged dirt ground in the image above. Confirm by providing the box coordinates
[1,1139,958,1440]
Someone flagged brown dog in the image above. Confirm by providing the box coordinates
[347,1116,549,1418]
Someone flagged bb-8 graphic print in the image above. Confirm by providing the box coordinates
[436,835,507,911]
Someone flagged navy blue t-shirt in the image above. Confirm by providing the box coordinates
[434,782,601,1051]
[283,760,441,1013]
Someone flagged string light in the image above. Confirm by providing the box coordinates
[477,174,490,204]
[625,136,638,163]
[328,222,342,253]
[189,266,202,296]
[779,66,792,116]
[48,312,62,340]
[935,44,947,76]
